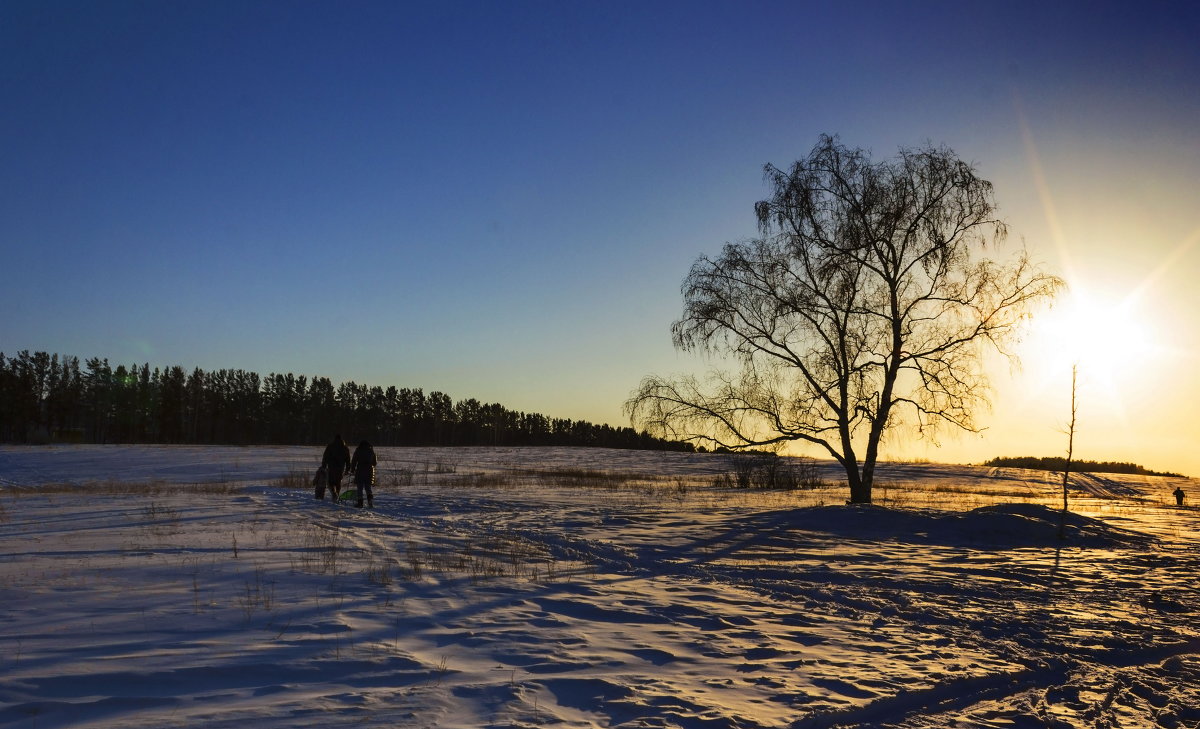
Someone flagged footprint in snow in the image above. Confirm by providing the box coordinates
[628,648,683,666]
[540,677,633,709]
[811,677,879,699]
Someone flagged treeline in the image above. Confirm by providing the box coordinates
[0,350,693,451]
[984,456,1182,478]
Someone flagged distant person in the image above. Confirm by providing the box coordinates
[350,439,377,508]
[1174,486,1186,507]
[321,434,351,500]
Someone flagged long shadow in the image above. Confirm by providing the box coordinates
[663,503,1152,576]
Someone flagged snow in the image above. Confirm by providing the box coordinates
[1,445,1197,728]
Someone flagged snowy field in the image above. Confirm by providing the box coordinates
[1,445,1197,729]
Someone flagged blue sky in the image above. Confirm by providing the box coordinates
[3,1,1199,471]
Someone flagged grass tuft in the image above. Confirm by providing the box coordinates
[6,480,243,495]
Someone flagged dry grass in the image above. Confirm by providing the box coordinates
[434,466,691,493]
[441,472,518,489]
[528,468,661,489]
[3,480,243,495]
[363,555,395,586]
[380,468,414,489]
[294,524,345,575]
[396,531,579,585]
[271,469,311,490]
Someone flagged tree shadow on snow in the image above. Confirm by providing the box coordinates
[701,503,1154,554]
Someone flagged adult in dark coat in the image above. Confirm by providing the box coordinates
[349,440,377,508]
[321,435,351,500]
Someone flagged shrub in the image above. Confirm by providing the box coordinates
[717,454,827,490]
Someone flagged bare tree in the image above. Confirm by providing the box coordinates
[1058,363,1078,539]
[628,135,1063,503]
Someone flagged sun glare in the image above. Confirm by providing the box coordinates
[1023,285,1156,393]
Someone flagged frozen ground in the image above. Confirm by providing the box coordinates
[1,445,1197,728]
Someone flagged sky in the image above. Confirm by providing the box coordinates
[2,1,1198,474]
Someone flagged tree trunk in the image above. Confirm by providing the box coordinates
[846,465,872,503]
[1058,364,1078,540]
[848,482,872,503]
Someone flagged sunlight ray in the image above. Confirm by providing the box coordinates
[1129,224,1200,300]
[1014,92,1073,278]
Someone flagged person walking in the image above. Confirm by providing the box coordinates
[350,439,377,508]
[1174,486,1186,507]
[321,434,351,501]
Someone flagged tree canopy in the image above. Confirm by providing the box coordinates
[629,135,1062,503]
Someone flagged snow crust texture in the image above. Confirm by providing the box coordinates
[1,445,1197,728]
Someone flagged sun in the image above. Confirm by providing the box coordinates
[1022,283,1156,393]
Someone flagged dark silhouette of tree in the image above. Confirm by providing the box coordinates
[3,352,41,440]
[0,350,690,452]
[0,353,20,441]
[981,456,1182,478]
[629,135,1061,503]
[306,377,337,444]
[158,365,186,443]
[1059,364,1078,540]
[46,355,83,441]
[83,357,113,443]
[184,368,206,443]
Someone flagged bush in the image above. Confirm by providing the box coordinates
[717,453,827,490]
